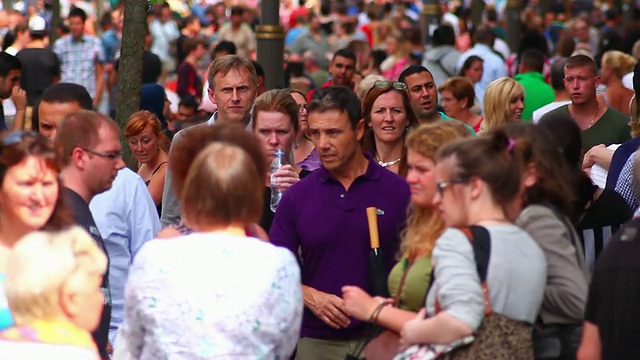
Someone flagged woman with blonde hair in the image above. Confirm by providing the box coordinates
[380,32,410,81]
[482,77,525,132]
[0,227,107,359]
[342,122,470,348]
[125,110,169,214]
[601,50,637,115]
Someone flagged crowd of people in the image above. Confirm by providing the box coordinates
[0,0,640,359]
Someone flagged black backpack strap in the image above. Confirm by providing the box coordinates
[468,226,492,283]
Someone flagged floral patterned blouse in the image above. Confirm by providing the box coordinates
[122,232,303,359]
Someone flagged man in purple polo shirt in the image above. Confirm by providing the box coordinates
[270,86,410,359]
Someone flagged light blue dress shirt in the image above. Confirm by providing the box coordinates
[456,44,508,108]
[90,168,161,345]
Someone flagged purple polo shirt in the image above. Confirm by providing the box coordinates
[270,153,410,340]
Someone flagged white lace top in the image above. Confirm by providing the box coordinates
[121,232,303,360]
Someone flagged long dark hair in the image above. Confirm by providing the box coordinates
[501,122,575,218]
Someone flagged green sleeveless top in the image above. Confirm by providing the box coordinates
[387,256,432,312]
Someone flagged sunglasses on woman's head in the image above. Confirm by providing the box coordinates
[374,80,408,91]
[1,130,40,147]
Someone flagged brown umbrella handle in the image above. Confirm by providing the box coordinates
[366,207,380,250]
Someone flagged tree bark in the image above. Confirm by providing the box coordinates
[49,0,60,44]
[115,0,147,167]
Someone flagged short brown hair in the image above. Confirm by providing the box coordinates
[182,36,207,56]
[169,122,266,197]
[252,89,300,131]
[181,142,263,228]
[565,54,598,77]
[438,77,476,109]
[0,131,72,230]
[207,55,257,90]
[55,111,119,166]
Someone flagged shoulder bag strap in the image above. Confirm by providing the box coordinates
[393,258,414,307]
[434,227,493,315]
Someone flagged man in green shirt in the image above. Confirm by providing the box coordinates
[515,49,555,122]
[539,54,630,151]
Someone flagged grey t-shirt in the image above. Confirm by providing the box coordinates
[426,225,547,330]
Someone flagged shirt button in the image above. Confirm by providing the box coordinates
[340,194,345,198]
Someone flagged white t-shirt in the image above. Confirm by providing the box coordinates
[532,100,572,124]
[622,72,634,90]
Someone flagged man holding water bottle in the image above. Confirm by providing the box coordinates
[270,86,410,359]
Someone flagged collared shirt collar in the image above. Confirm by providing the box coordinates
[207,111,253,131]
[316,152,382,184]
[70,33,87,43]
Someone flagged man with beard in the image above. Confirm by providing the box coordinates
[55,111,126,359]
[306,48,356,102]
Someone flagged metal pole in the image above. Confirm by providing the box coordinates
[505,0,521,54]
[421,0,440,49]
[256,0,284,89]
[622,0,634,27]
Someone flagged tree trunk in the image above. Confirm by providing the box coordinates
[471,0,484,29]
[115,0,147,167]
[50,0,60,46]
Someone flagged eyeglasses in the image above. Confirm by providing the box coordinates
[374,80,408,91]
[81,148,123,160]
[436,179,468,196]
[297,104,308,112]
[1,130,39,146]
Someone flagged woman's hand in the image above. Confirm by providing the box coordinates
[341,286,381,321]
[399,308,428,349]
[271,165,301,191]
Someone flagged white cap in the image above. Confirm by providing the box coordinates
[28,16,46,33]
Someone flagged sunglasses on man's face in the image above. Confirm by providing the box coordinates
[373,80,408,91]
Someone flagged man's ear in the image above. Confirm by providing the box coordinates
[355,118,365,142]
[70,147,87,171]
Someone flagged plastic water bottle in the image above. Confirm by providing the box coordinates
[270,149,287,212]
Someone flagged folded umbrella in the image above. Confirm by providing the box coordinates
[366,207,390,298]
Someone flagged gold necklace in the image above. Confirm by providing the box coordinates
[569,102,601,129]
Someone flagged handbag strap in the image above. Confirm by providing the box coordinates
[434,226,493,316]
[393,258,413,307]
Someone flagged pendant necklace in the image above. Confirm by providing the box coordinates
[377,156,402,168]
